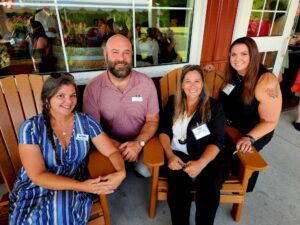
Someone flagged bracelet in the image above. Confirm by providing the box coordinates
[245,135,256,144]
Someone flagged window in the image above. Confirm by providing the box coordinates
[247,0,289,37]
[0,0,200,82]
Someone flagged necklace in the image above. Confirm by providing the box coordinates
[177,114,192,145]
[236,73,243,83]
[62,131,67,138]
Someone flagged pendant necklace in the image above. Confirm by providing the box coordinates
[178,114,189,145]
[236,73,243,83]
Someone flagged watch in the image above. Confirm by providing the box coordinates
[139,140,145,147]
[245,135,256,144]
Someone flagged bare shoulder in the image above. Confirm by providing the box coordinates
[256,72,281,100]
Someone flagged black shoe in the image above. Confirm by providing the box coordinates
[292,122,300,131]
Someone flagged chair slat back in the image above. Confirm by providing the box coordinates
[0,90,19,192]
[159,67,182,109]
[159,67,225,108]
[0,74,45,192]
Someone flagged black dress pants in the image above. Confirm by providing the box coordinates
[167,151,229,225]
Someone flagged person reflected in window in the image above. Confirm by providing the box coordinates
[104,18,117,41]
[35,7,59,44]
[9,73,126,225]
[30,20,55,72]
[135,23,142,39]
[159,65,229,225]
[136,27,159,65]
[156,28,180,64]
[218,37,282,191]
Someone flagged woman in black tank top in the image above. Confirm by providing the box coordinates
[219,37,282,191]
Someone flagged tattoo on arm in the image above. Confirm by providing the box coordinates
[265,83,278,99]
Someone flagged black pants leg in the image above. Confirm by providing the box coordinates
[195,164,228,225]
[167,168,193,225]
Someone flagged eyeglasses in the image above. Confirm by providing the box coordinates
[49,72,74,80]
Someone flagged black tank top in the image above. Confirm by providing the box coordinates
[219,67,274,150]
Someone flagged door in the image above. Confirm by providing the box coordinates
[232,0,299,76]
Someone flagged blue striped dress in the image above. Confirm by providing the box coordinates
[9,111,102,225]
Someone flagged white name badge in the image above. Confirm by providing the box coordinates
[222,83,235,95]
[192,123,211,140]
[132,96,143,102]
[76,134,89,141]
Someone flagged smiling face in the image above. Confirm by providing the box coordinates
[49,84,77,117]
[182,70,203,100]
[105,34,133,79]
[230,43,250,76]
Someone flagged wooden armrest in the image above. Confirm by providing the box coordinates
[143,136,164,167]
[226,126,269,172]
[88,150,115,178]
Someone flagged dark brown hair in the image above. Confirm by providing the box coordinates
[41,73,77,151]
[225,37,267,104]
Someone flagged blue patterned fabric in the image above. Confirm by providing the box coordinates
[9,111,102,225]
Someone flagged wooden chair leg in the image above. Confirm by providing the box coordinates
[149,166,159,218]
[231,202,244,222]
[100,194,111,225]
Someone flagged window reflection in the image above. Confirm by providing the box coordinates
[0,0,194,76]
[135,8,192,66]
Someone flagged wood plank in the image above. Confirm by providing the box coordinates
[0,89,21,176]
[29,75,44,114]
[226,126,269,171]
[88,150,115,178]
[144,137,164,167]
[159,76,169,109]
[0,77,25,136]
[167,69,177,96]
[0,134,17,192]
[15,75,37,120]
[220,194,244,203]
[221,183,243,193]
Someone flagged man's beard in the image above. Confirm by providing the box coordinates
[107,59,132,79]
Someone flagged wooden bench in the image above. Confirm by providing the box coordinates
[143,67,269,222]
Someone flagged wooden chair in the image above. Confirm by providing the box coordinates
[143,67,269,222]
[0,74,113,225]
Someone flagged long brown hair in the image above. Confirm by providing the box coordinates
[41,72,77,150]
[173,65,211,123]
[225,37,267,104]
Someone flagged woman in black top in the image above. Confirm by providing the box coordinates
[159,65,228,225]
[219,37,282,191]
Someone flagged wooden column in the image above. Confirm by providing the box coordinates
[201,0,239,73]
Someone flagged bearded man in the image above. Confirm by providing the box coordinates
[83,34,159,177]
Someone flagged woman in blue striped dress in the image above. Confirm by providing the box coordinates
[9,72,126,225]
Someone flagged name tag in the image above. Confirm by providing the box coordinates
[132,96,143,102]
[222,83,235,95]
[192,123,210,140]
[76,134,89,141]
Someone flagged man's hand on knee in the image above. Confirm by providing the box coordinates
[119,141,142,162]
